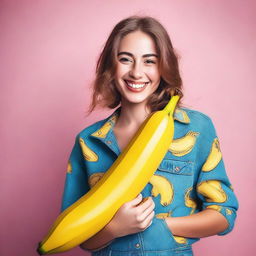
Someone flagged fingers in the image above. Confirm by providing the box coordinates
[140,210,155,231]
[126,195,155,215]
[136,196,155,212]
[135,196,155,226]
[140,201,155,221]
[136,196,150,206]
[128,193,143,207]
[148,211,155,225]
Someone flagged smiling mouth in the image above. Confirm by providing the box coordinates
[124,80,150,89]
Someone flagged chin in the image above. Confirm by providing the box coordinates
[123,96,148,105]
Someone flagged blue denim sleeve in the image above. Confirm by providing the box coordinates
[60,135,112,253]
[60,134,90,213]
[196,116,239,236]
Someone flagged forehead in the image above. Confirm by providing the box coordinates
[118,31,157,56]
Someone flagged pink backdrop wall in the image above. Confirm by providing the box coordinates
[1,0,255,255]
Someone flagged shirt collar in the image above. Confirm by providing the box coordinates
[90,106,190,139]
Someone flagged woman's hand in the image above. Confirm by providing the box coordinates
[107,194,155,238]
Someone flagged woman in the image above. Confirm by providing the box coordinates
[61,15,239,256]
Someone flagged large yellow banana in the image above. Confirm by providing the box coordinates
[169,131,199,157]
[37,95,180,255]
[202,138,222,171]
[149,175,174,206]
[197,180,227,203]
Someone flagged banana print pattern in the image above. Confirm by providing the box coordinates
[155,212,171,219]
[202,138,222,172]
[91,121,113,139]
[79,137,98,162]
[173,236,187,244]
[206,204,222,212]
[226,208,232,215]
[206,205,232,215]
[91,114,118,138]
[174,108,190,124]
[169,131,199,156]
[185,187,197,214]
[197,180,227,203]
[67,160,72,173]
[88,172,105,188]
[149,175,174,206]
[60,106,239,251]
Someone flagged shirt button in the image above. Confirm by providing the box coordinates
[135,243,140,248]
[106,140,112,144]
[174,166,180,172]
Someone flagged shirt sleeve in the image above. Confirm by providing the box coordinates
[60,134,114,252]
[60,134,90,212]
[196,116,239,236]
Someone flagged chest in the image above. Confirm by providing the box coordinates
[113,127,137,153]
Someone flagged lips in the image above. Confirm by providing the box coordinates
[124,80,149,93]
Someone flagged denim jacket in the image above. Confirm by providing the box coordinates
[60,106,239,256]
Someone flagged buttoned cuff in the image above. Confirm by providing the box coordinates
[205,205,237,236]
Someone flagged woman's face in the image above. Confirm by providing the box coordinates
[114,30,161,106]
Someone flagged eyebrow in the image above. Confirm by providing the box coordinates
[117,51,158,58]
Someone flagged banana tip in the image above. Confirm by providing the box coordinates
[37,242,46,255]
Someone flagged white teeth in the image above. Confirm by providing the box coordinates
[126,81,148,89]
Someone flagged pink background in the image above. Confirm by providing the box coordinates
[1,0,255,255]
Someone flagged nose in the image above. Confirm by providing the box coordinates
[129,61,143,79]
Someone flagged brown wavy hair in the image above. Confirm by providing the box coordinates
[85,15,184,117]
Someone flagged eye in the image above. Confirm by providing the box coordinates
[119,58,131,62]
[145,59,156,64]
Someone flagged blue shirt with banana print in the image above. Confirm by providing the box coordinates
[60,106,239,256]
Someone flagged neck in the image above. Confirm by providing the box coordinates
[115,100,151,129]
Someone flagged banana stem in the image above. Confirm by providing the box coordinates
[164,95,180,115]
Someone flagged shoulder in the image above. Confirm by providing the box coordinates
[181,107,211,120]
[181,107,213,122]
[180,107,218,142]
[179,107,216,131]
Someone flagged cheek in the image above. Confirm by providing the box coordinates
[148,68,161,80]
[116,64,129,77]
